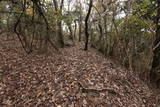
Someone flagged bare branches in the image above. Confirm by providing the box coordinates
[0,11,21,14]
[14,0,30,54]
[12,0,59,54]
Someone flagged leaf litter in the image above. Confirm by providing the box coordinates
[0,36,159,107]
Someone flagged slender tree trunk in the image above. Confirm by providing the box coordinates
[78,0,82,42]
[79,21,82,42]
[59,0,64,47]
[74,20,77,40]
[57,22,64,47]
[84,0,93,50]
[98,21,103,51]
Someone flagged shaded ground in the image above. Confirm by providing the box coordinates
[0,33,160,107]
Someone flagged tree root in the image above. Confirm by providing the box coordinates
[77,82,120,96]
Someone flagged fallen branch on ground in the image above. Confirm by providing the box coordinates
[77,82,120,96]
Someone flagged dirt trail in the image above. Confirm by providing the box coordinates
[0,37,159,106]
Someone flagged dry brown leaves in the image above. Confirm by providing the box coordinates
[0,36,159,107]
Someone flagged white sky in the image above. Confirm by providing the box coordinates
[45,0,126,18]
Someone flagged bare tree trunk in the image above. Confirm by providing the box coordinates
[79,20,82,42]
[98,21,103,49]
[84,0,93,50]
[78,0,82,42]
[57,22,64,47]
[74,20,77,40]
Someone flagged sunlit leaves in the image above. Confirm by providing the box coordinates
[26,7,33,15]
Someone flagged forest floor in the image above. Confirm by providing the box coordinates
[0,33,160,107]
